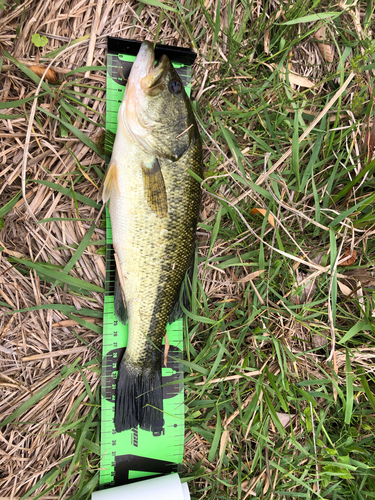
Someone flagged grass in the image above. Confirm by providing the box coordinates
[180,2,375,497]
[1,0,375,499]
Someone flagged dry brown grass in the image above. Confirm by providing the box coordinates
[0,1,163,497]
[0,1,225,496]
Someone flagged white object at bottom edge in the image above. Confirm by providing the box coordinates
[92,473,190,500]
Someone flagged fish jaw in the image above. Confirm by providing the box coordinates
[119,41,157,152]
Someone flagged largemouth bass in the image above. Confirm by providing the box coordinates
[103,41,202,433]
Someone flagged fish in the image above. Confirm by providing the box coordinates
[103,41,203,433]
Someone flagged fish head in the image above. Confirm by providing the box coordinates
[121,41,196,161]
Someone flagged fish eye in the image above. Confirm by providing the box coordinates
[168,80,182,95]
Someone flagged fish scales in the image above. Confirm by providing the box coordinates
[111,137,201,368]
[104,41,202,432]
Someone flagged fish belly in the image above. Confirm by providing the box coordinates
[110,143,168,367]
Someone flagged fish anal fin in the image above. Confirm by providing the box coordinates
[168,249,194,324]
[142,159,168,218]
[102,159,119,203]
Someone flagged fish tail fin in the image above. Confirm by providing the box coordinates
[114,358,164,433]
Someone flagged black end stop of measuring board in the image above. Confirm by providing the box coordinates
[107,37,197,65]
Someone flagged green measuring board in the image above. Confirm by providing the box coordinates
[100,37,197,489]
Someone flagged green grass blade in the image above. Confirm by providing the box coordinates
[140,0,177,12]
[344,349,354,425]
[329,192,375,228]
[5,303,102,317]
[206,338,226,382]
[281,12,341,24]
[1,362,80,427]
[206,205,222,264]
[208,412,222,462]
[338,320,372,344]
[48,222,97,294]
[3,49,52,93]
[37,107,104,158]
[332,158,375,203]
[357,368,375,413]
[65,223,96,274]
[10,256,104,293]
[0,93,48,110]
[38,217,95,223]
[65,65,106,77]
[0,113,26,119]
[263,391,286,437]
[59,406,97,499]
[41,34,90,59]
[0,189,22,218]
[19,461,69,500]
[292,106,301,191]
[33,179,100,208]
[68,314,102,334]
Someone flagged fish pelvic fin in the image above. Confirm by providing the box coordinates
[102,159,119,203]
[141,158,168,218]
[113,251,128,324]
[114,269,128,324]
[114,359,164,433]
[104,129,116,156]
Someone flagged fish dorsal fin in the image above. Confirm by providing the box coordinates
[142,158,168,218]
[102,159,119,203]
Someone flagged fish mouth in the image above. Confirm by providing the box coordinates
[140,55,169,92]
[127,42,169,91]
[121,42,170,152]
[128,41,155,88]
[126,42,169,104]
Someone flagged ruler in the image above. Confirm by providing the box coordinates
[100,37,197,489]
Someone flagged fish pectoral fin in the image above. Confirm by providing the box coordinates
[102,159,119,203]
[142,158,168,218]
